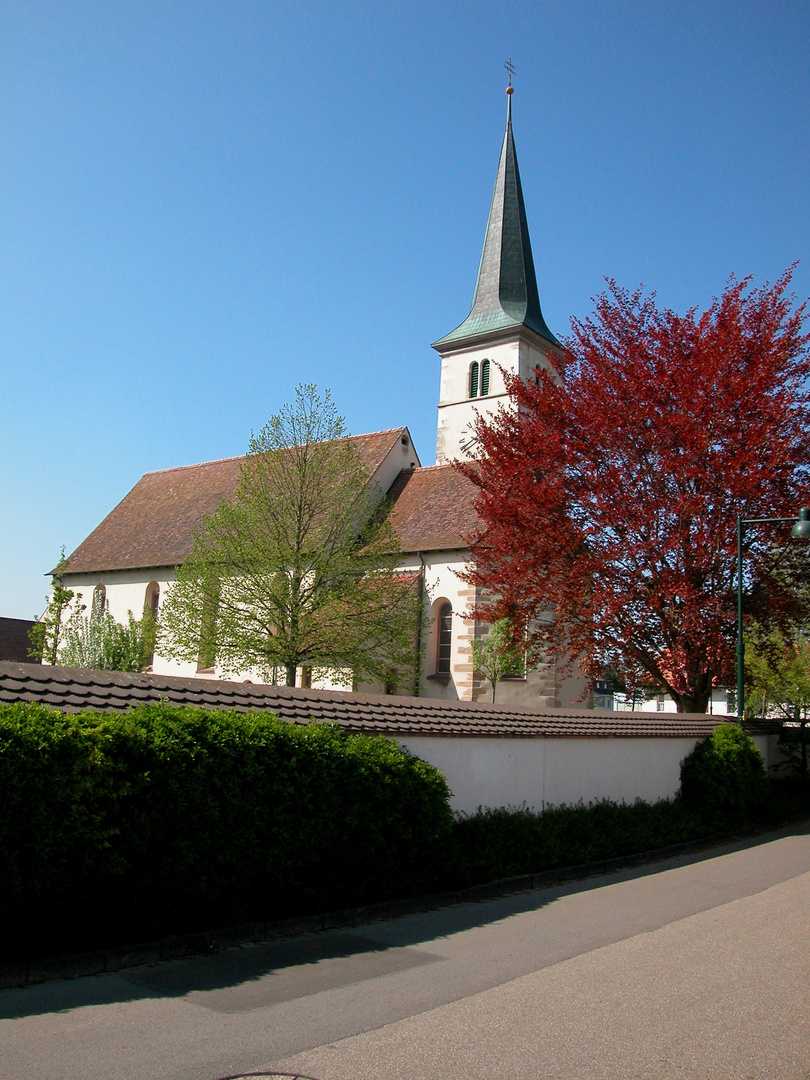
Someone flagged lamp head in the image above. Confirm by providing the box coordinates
[791,507,810,539]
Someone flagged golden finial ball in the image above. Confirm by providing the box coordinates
[506,85,514,94]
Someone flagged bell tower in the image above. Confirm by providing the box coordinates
[432,74,560,464]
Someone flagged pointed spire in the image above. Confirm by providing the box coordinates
[432,80,558,350]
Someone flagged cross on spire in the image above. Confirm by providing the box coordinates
[504,57,515,90]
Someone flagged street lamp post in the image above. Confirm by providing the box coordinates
[736,507,810,724]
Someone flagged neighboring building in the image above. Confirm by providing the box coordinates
[609,686,733,716]
[54,90,583,707]
[0,617,37,662]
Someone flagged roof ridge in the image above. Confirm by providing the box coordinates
[410,462,458,474]
[142,428,409,477]
[144,454,245,476]
[342,426,407,440]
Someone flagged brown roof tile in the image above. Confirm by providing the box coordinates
[0,662,779,740]
[61,430,409,574]
[387,465,480,553]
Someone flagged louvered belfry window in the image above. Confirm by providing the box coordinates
[481,358,491,396]
[437,603,452,675]
[469,362,479,398]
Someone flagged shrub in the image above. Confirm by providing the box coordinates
[448,798,704,887]
[58,606,155,671]
[0,703,452,960]
[679,723,770,823]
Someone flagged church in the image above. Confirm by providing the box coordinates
[56,89,584,708]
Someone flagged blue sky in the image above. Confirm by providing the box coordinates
[2,0,809,620]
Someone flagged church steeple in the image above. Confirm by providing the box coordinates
[432,82,558,351]
[432,74,559,465]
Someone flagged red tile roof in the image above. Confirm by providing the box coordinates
[387,465,480,553]
[61,430,409,574]
[0,662,779,740]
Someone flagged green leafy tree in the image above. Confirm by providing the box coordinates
[471,619,526,702]
[58,605,156,672]
[746,627,810,779]
[28,549,74,664]
[159,384,420,687]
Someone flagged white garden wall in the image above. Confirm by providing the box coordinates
[400,733,774,814]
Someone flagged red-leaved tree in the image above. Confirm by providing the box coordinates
[459,270,810,712]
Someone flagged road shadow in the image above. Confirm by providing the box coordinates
[2,818,807,1020]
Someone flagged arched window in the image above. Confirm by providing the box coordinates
[480,358,491,396]
[197,581,220,673]
[437,602,452,675]
[145,581,160,620]
[469,362,479,398]
[92,584,106,619]
[144,582,160,668]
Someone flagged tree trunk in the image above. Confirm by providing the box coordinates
[286,663,297,687]
[674,691,711,714]
[797,705,807,783]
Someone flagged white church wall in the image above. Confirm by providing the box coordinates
[486,664,591,711]
[58,555,589,709]
[60,570,169,632]
[59,568,217,679]
[517,338,556,382]
[436,340,517,464]
[370,429,420,491]
[435,337,556,464]
[398,733,773,814]
[404,550,478,701]
[61,555,457,691]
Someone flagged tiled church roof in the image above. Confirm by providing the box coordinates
[387,465,480,552]
[0,661,780,740]
[60,429,410,574]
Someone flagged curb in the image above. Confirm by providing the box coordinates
[3,814,808,990]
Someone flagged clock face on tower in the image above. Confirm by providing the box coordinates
[459,422,480,457]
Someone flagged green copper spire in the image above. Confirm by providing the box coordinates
[433,86,558,350]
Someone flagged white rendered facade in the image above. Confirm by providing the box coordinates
[58,534,481,698]
[435,332,558,464]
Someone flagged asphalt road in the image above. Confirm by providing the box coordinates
[2,822,809,1080]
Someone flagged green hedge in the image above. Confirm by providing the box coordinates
[0,703,452,961]
[448,798,704,887]
[3,703,808,965]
